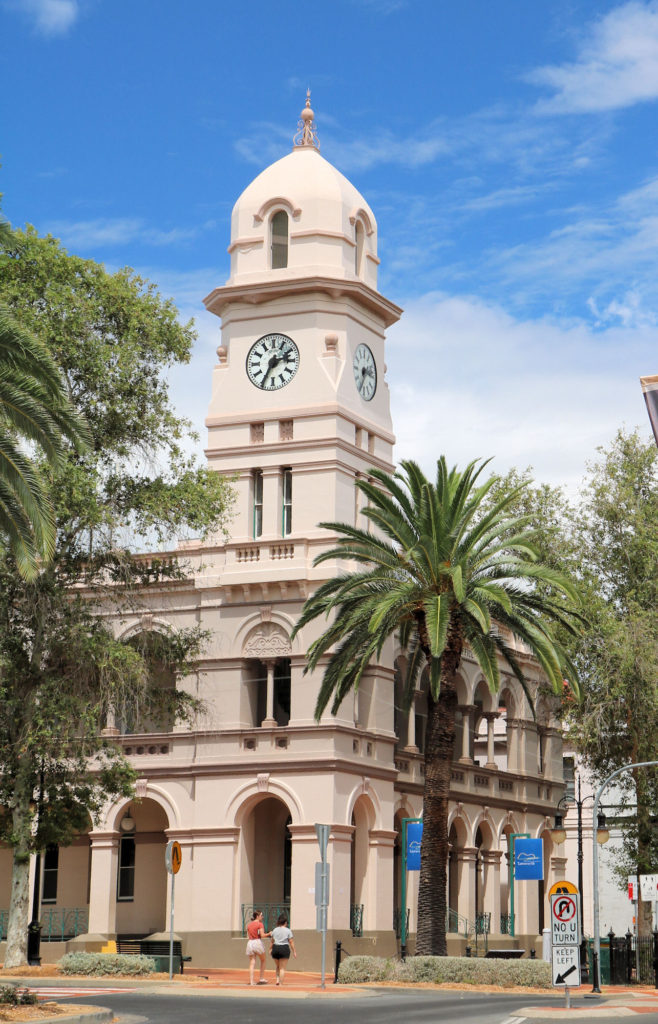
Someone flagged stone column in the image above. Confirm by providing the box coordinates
[86,831,119,938]
[485,712,499,769]
[456,846,478,925]
[505,717,521,772]
[543,726,562,781]
[457,706,474,764]
[404,693,418,752]
[261,659,276,727]
[481,850,502,933]
[550,854,568,890]
[366,830,397,931]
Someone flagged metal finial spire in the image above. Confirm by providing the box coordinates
[293,89,320,150]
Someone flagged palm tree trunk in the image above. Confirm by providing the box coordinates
[416,642,460,956]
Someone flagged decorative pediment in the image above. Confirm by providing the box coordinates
[243,623,292,658]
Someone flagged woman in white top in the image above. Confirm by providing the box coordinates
[270,911,296,986]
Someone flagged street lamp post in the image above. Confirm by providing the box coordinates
[551,775,610,983]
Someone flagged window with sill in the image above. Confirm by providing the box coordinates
[282,467,292,535]
[42,844,59,903]
[271,210,289,269]
[354,220,365,277]
[116,632,176,735]
[117,835,135,901]
[253,469,263,538]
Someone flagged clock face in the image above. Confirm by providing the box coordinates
[246,334,300,391]
[353,343,377,401]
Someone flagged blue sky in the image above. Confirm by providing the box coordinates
[3,0,658,492]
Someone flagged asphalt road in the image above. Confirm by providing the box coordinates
[53,986,658,1024]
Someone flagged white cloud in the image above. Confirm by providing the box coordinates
[8,0,80,35]
[488,174,658,315]
[385,292,658,493]
[43,217,217,250]
[528,1,658,113]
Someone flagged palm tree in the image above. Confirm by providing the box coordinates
[0,304,88,578]
[292,457,583,955]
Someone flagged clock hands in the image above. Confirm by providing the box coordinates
[261,346,290,388]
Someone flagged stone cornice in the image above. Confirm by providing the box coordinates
[205,401,396,445]
[203,275,403,328]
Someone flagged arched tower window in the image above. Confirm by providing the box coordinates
[271,210,289,269]
[354,220,365,277]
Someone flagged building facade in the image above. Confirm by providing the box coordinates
[0,100,568,968]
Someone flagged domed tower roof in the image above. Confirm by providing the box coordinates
[226,93,379,290]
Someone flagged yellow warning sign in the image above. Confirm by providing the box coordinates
[165,840,182,875]
[548,879,578,896]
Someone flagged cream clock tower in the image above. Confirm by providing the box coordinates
[203,94,402,572]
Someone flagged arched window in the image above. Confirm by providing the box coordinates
[354,220,365,276]
[271,210,288,269]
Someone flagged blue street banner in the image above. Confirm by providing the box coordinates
[514,837,544,880]
[406,821,423,870]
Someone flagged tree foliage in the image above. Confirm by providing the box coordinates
[0,217,89,577]
[491,432,658,932]
[0,225,234,966]
[293,457,583,954]
[564,430,658,928]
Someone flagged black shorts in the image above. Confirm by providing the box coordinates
[271,943,290,960]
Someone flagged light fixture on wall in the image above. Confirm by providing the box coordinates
[120,810,136,833]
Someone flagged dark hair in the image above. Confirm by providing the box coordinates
[276,912,288,926]
[251,910,261,921]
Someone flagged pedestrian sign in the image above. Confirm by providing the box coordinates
[552,945,580,987]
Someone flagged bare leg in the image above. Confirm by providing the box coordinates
[275,960,280,985]
[249,954,256,985]
[258,952,266,982]
[279,960,286,985]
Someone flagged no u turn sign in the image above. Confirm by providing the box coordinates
[550,890,580,987]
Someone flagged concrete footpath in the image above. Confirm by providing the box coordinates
[1,969,658,1020]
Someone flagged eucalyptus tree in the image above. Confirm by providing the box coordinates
[0,225,234,967]
[293,457,583,955]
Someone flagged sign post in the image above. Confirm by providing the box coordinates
[314,824,329,990]
[509,831,540,937]
[400,817,421,960]
[550,887,581,1009]
[164,840,181,980]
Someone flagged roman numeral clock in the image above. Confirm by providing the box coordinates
[246,333,300,391]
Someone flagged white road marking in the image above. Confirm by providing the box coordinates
[28,987,134,999]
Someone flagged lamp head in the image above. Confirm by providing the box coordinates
[596,813,610,845]
[551,814,567,845]
[120,812,136,833]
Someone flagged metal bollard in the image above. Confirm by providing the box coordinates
[608,930,615,985]
[465,946,471,958]
[580,936,589,984]
[653,931,658,989]
[334,940,342,984]
[625,930,633,984]
[530,949,535,959]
